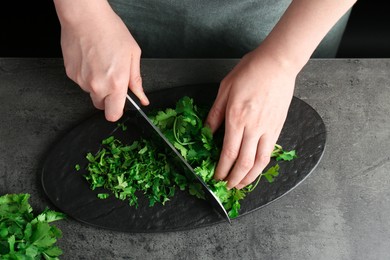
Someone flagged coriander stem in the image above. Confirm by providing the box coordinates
[247,174,263,192]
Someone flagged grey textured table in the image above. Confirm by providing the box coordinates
[0,58,389,260]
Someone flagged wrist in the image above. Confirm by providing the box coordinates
[251,43,305,78]
[53,0,112,27]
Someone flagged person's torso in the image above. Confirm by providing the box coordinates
[108,0,350,58]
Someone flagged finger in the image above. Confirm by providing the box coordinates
[104,90,127,122]
[213,122,244,181]
[129,53,149,106]
[236,133,275,189]
[256,133,277,173]
[88,78,107,110]
[205,82,230,133]
[89,92,105,110]
[235,159,263,190]
[234,142,267,190]
[225,128,261,189]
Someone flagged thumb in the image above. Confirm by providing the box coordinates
[205,83,229,133]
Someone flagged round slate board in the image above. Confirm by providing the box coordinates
[41,83,326,233]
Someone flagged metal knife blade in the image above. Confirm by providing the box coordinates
[126,93,231,223]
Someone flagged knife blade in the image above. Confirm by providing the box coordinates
[126,93,231,223]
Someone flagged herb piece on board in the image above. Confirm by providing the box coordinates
[0,193,65,259]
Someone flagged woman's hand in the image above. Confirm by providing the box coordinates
[205,0,357,190]
[206,48,297,189]
[54,0,149,122]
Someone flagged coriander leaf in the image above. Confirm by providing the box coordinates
[276,150,298,161]
[43,246,63,258]
[97,193,110,199]
[271,144,298,161]
[263,165,280,183]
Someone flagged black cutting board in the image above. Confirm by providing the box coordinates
[41,83,326,233]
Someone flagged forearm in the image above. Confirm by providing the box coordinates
[255,0,358,74]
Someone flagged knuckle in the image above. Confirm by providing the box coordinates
[227,105,242,119]
[226,101,260,123]
[241,175,259,186]
[133,47,142,57]
[238,157,254,171]
[111,75,128,91]
[130,75,142,88]
[209,105,223,121]
[64,66,73,79]
[222,146,239,160]
[88,78,103,94]
[257,154,271,167]
[111,84,123,93]
[64,68,79,85]
[240,180,250,186]
[227,178,241,189]
[136,46,142,54]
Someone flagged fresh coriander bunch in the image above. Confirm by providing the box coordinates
[0,193,65,259]
[149,96,297,218]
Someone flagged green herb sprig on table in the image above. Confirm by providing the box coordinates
[81,96,297,218]
[0,193,65,259]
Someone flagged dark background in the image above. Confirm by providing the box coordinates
[1,0,389,58]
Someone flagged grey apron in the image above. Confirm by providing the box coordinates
[108,0,351,58]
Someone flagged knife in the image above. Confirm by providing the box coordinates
[126,93,231,223]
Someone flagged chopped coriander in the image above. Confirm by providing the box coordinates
[75,164,81,171]
[83,137,184,208]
